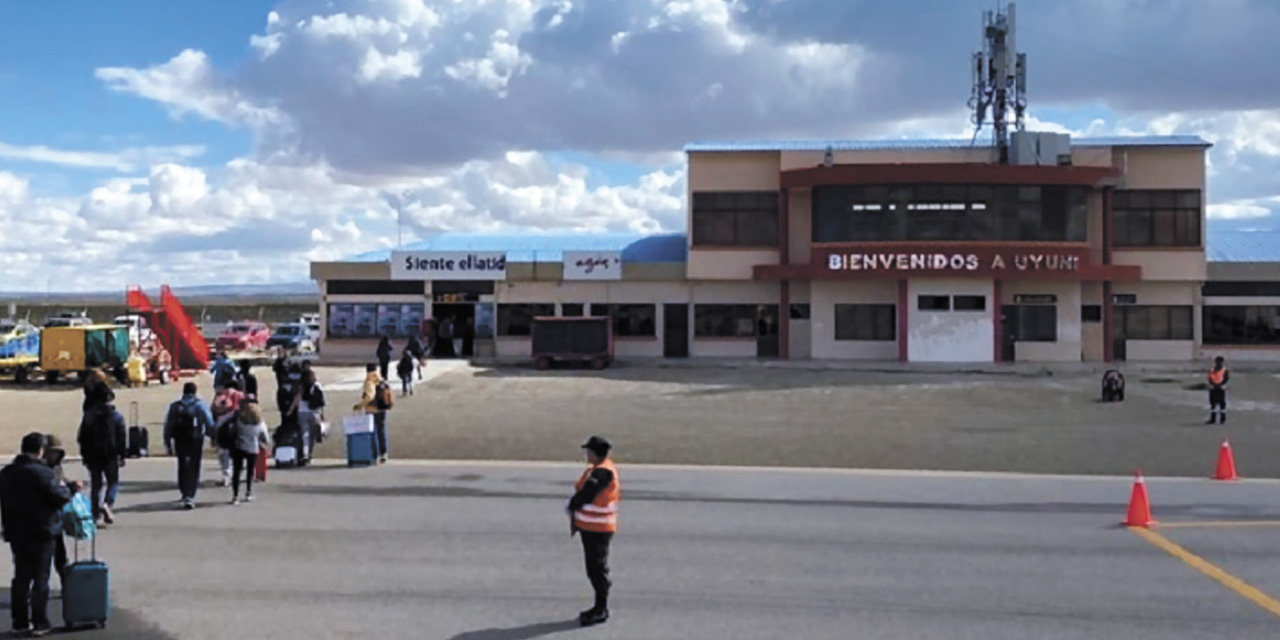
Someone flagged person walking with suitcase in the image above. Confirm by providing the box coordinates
[76,387,127,527]
[228,401,272,506]
[0,433,79,637]
[354,363,393,464]
[164,382,215,510]
[566,436,620,627]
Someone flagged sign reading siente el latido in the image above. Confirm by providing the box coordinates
[391,251,507,281]
[828,252,1080,273]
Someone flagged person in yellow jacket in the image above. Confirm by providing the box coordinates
[1207,355,1230,424]
[566,435,619,627]
[352,363,392,463]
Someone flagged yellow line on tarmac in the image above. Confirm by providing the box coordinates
[1157,520,1280,529]
[1131,526,1280,620]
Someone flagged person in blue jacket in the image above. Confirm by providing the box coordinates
[163,382,215,510]
[210,351,238,391]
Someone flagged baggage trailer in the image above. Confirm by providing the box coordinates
[531,316,614,370]
[40,325,130,384]
[0,323,41,384]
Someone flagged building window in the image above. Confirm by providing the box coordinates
[918,295,950,311]
[1112,190,1202,247]
[693,304,761,338]
[953,295,986,311]
[811,184,1086,243]
[691,191,779,247]
[1081,305,1102,323]
[834,304,896,341]
[496,304,555,337]
[1116,305,1193,340]
[1012,306,1057,342]
[326,303,424,339]
[561,303,584,317]
[589,304,656,337]
[1203,281,1280,297]
[1203,306,1280,345]
[789,303,811,320]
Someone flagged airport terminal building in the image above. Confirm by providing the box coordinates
[309,132,1273,364]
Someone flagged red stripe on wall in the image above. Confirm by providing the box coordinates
[897,279,909,362]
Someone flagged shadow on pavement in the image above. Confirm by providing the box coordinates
[446,619,579,640]
[0,588,177,638]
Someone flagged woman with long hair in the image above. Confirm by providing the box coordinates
[229,401,272,505]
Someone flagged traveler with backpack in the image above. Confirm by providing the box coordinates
[228,401,272,506]
[237,359,259,400]
[296,367,326,453]
[76,386,127,526]
[354,363,394,464]
[210,351,238,391]
[163,382,215,510]
[211,382,245,487]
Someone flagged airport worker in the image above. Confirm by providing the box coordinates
[1207,355,1230,424]
[566,435,620,627]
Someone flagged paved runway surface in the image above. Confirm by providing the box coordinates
[5,459,1280,638]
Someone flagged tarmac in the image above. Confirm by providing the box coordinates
[6,458,1280,639]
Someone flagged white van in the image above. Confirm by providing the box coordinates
[114,314,153,346]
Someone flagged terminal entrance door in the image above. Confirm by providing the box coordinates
[663,304,688,358]
[756,304,779,358]
[1000,305,1017,362]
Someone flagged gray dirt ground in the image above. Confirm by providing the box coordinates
[4,361,1279,478]
[9,461,1280,639]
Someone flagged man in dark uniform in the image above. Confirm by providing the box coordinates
[566,435,620,627]
[1207,355,1230,424]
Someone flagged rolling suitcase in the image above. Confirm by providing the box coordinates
[63,516,109,629]
[255,445,268,482]
[346,432,377,467]
[127,401,149,458]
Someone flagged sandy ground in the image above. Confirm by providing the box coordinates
[4,361,1279,477]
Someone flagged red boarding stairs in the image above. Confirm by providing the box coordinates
[126,285,210,372]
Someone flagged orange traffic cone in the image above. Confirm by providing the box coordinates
[1124,470,1156,528]
[1214,439,1239,481]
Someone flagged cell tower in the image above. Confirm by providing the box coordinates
[969,3,1027,164]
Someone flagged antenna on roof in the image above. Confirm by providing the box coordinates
[968,3,1027,164]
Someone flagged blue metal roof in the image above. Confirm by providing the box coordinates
[1207,228,1280,262]
[682,135,1212,153]
[345,231,688,264]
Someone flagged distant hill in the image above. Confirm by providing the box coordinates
[0,282,320,305]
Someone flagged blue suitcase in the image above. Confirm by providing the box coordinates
[63,529,109,629]
[346,431,377,466]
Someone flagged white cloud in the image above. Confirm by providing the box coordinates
[0,141,204,172]
[0,0,1274,291]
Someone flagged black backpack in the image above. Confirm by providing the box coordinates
[216,419,237,450]
[375,381,394,411]
[175,402,203,441]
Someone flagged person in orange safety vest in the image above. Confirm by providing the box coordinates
[566,435,619,627]
[1207,356,1230,424]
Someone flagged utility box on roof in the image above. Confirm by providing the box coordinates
[1010,131,1072,166]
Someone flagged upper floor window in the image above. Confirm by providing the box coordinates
[691,191,779,247]
[811,184,1087,243]
[1112,189,1201,248]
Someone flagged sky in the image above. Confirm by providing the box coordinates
[1,0,1278,291]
